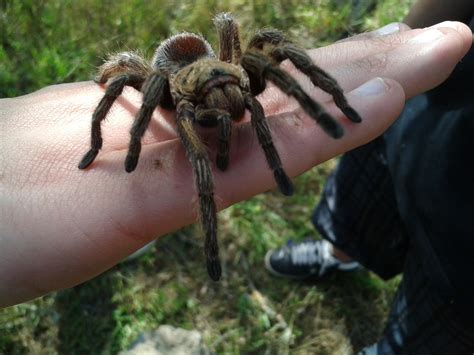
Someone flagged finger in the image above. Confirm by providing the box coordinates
[277,22,472,104]
[302,21,472,72]
[329,24,472,98]
[258,22,472,121]
[335,22,411,44]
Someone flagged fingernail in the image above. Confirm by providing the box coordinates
[351,77,388,96]
[408,29,444,44]
[375,23,400,36]
[429,21,459,30]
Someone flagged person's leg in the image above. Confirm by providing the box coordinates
[313,136,409,280]
[265,136,409,279]
[366,40,474,354]
[359,244,474,354]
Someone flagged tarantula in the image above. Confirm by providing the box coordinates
[78,13,361,281]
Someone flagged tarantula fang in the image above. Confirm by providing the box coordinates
[78,13,361,281]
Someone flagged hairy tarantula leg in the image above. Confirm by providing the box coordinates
[94,51,153,84]
[176,101,221,281]
[245,95,294,196]
[78,74,145,170]
[213,13,242,63]
[246,28,360,124]
[247,28,288,50]
[216,113,232,171]
[271,45,361,123]
[196,108,232,171]
[241,51,344,139]
[125,73,168,172]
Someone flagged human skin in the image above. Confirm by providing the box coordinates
[0,21,472,308]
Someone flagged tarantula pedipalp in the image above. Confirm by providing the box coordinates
[78,13,361,281]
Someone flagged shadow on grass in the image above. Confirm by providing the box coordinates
[55,269,121,354]
[320,270,399,352]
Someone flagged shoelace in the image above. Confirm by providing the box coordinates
[290,241,335,276]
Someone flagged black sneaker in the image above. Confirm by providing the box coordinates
[264,239,361,279]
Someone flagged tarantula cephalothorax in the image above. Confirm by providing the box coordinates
[78,13,361,281]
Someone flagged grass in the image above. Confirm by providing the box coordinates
[1,0,412,353]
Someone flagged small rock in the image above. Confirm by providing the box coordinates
[120,325,210,355]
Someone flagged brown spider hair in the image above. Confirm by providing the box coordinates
[78,13,361,281]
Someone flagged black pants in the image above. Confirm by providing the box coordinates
[313,137,474,354]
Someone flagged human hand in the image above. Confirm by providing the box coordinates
[1,21,471,307]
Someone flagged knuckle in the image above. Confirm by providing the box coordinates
[369,31,406,47]
[353,52,389,73]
